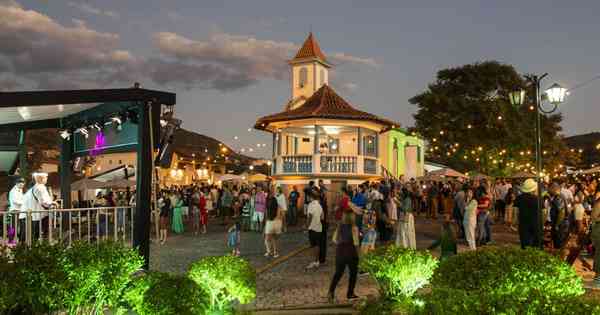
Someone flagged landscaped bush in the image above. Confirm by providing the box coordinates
[188,255,256,313]
[359,246,438,302]
[0,245,20,313]
[62,241,144,314]
[11,242,70,314]
[420,287,600,315]
[424,246,586,314]
[124,271,208,315]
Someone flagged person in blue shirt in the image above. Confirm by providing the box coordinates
[352,184,368,233]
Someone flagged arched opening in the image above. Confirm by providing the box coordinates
[299,67,307,88]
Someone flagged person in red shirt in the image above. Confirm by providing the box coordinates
[336,187,351,221]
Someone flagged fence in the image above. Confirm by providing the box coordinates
[0,206,138,247]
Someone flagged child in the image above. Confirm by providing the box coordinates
[360,208,378,255]
[428,220,458,261]
[227,220,241,256]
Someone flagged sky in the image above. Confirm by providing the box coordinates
[1,0,599,159]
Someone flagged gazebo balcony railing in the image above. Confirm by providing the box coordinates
[320,155,357,173]
[274,154,379,177]
[282,155,313,173]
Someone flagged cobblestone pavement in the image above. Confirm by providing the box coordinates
[150,215,533,310]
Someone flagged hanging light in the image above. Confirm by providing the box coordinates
[509,89,526,107]
[545,83,567,105]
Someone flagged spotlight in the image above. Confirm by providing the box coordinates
[92,122,102,131]
[111,116,122,131]
[59,130,71,140]
[76,127,89,138]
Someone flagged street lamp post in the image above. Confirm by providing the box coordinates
[509,75,567,216]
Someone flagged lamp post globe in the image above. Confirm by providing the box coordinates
[509,89,526,107]
[545,83,567,105]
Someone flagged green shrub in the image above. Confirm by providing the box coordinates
[419,287,600,315]
[431,246,583,297]
[359,246,438,301]
[0,246,20,314]
[124,271,208,315]
[12,242,69,314]
[188,255,256,313]
[425,246,586,314]
[62,241,144,314]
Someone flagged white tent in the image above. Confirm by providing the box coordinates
[218,174,243,182]
[71,178,105,190]
[102,179,136,188]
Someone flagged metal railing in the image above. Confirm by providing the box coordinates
[0,206,136,247]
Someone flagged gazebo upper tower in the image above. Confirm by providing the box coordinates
[288,33,331,110]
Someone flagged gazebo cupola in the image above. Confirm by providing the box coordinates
[287,32,332,110]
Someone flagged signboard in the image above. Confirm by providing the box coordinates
[73,121,138,155]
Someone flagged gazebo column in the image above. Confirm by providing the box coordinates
[59,135,73,209]
[134,102,152,269]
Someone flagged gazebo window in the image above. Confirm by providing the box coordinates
[364,135,377,157]
[299,67,307,88]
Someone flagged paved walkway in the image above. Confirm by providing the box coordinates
[149,215,595,310]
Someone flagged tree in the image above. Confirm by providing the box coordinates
[410,61,577,177]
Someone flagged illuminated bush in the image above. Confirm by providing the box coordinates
[124,271,208,315]
[11,242,69,314]
[425,246,585,314]
[421,287,600,315]
[188,255,256,313]
[359,246,438,301]
[62,241,144,314]
[0,246,21,313]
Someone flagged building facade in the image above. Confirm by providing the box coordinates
[255,33,423,187]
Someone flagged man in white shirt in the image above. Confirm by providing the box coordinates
[23,173,55,241]
[306,191,323,270]
[276,186,288,232]
[8,178,24,244]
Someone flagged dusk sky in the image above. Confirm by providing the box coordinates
[1,0,599,158]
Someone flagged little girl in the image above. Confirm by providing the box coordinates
[360,208,378,255]
[227,220,241,256]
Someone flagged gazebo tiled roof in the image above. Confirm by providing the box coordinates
[255,84,399,131]
[290,32,329,65]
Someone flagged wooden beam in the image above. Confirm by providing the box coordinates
[0,88,175,108]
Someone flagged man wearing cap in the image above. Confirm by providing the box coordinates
[514,178,543,249]
[8,178,25,244]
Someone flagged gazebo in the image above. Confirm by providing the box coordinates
[0,86,176,267]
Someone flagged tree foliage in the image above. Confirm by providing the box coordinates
[410,61,578,176]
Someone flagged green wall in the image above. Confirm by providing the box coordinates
[383,129,424,179]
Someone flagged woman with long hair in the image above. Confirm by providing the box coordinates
[264,189,282,258]
[171,192,185,234]
[328,210,360,303]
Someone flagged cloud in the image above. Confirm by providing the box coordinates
[1,2,379,92]
[329,52,379,68]
[0,77,21,90]
[68,2,119,19]
[341,82,359,91]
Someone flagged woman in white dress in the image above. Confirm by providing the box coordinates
[396,187,416,249]
[463,188,478,250]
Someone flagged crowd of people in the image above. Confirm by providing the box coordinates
[6,170,600,296]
